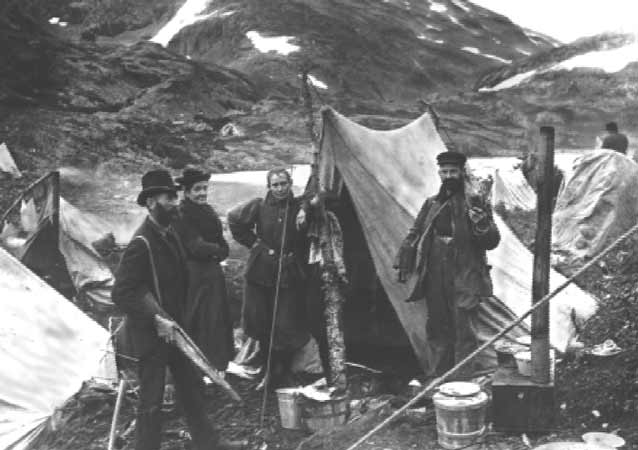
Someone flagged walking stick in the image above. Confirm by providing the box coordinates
[107,378,127,450]
[259,198,291,427]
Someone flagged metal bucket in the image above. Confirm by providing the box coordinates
[301,396,349,432]
[433,384,489,449]
[276,388,304,429]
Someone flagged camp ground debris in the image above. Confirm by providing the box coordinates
[0,143,21,178]
[316,107,597,373]
[0,246,113,450]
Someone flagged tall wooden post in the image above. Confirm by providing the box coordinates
[531,126,554,384]
[300,69,347,391]
[50,171,61,248]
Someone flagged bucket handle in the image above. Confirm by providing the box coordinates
[436,425,486,439]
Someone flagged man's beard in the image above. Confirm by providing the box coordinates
[436,178,464,201]
[153,203,178,226]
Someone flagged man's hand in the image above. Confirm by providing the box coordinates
[296,209,307,230]
[155,315,178,345]
[468,206,487,224]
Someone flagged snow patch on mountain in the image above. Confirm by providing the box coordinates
[462,47,511,64]
[246,31,300,55]
[151,0,213,47]
[479,69,537,91]
[431,2,447,13]
[551,41,638,73]
[451,0,471,12]
[308,75,328,90]
[481,38,638,91]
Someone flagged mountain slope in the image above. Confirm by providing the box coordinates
[470,32,638,150]
[164,0,557,105]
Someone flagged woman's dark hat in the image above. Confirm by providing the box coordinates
[436,151,467,167]
[175,168,211,189]
[137,169,179,206]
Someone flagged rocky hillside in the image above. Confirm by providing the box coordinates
[1,1,317,181]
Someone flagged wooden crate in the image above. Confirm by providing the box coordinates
[491,366,556,433]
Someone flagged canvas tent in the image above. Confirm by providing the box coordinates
[491,167,536,211]
[0,172,114,309]
[0,142,21,178]
[317,107,598,372]
[0,246,112,450]
[553,150,638,260]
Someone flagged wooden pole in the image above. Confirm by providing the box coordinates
[531,126,554,384]
[300,68,347,391]
[107,379,127,450]
[50,171,61,248]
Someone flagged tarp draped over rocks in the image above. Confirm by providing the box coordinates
[553,150,638,261]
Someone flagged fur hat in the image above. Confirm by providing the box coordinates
[175,168,211,189]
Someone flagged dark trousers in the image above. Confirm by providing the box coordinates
[136,344,217,450]
[424,237,479,379]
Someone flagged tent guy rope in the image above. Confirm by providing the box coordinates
[345,220,638,450]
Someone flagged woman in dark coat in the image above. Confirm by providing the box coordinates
[174,168,234,371]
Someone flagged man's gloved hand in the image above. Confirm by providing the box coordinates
[468,206,487,224]
[155,315,178,345]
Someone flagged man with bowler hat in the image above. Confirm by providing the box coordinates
[112,169,243,450]
[395,152,500,379]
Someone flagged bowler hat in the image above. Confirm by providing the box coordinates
[136,169,179,206]
[175,168,211,189]
[436,151,467,167]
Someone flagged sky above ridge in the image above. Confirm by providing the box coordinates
[470,0,638,43]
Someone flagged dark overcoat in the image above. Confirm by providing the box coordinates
[402,192,500,307]
[174,198,234,371]
[111,217,188,359]
[227,192,309,347]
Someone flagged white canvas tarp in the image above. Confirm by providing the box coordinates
[0,143,21,178]
[491,167,537,210]
[318,107,598,371]
[553,150,638,260]
[0,247,111,450]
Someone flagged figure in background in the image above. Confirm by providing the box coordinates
[395,152,500,379]
[601,121,629,154]
[174,168,234,373]
[227,168,313,388]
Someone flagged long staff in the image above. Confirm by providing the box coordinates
[259,198,291,427]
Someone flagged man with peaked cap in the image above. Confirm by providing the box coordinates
[395,151,500,379]
[112,169,244,450]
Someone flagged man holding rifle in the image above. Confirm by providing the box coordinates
[112,169,243,450]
